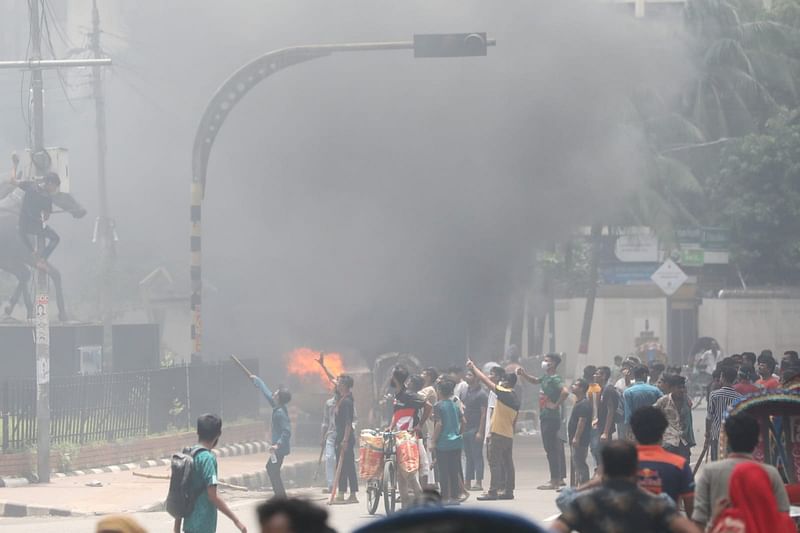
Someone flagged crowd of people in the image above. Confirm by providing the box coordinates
[154,347,800,533]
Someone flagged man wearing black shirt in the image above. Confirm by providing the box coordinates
[568,379,592,485]
[594,366,619,444]
[333,375,358,504]
[11,171,62,260]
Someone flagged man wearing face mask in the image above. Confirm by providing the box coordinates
[517,353,569,490]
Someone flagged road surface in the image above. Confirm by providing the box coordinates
[0,435,560,532]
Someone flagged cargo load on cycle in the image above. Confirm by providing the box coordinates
[360,364,432,515]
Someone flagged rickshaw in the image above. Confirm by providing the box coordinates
[723,389,800,502]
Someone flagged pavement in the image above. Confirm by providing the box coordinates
[0,448,320,516]
[0,435,561,532]
[0,409,712,530]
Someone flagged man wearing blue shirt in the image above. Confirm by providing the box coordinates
[251,374,292,498]
[622,365,663,435]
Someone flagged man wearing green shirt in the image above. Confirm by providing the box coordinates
[517,353,569,490]
[175,414,247,533]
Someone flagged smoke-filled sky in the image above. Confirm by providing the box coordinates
[0,1,689,365]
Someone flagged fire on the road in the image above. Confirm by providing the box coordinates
[286,348,343,389]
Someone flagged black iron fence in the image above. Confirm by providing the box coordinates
[0,359,259,451]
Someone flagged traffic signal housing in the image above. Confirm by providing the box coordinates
[413,33,489,58]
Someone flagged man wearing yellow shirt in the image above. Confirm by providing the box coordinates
[467,359,520,501]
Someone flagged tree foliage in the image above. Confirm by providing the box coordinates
[623,0,800,284]
[708,116,800,283]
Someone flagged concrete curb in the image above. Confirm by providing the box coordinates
[0,500,88,518]
[0,478,31,489]
[0,440,270,488]
[0,458,321,517]
[221,459,320,492]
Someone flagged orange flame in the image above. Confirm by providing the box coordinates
[286,348,344,390]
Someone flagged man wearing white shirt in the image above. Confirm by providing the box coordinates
[483,364,504,443]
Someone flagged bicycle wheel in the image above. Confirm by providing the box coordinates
[382,460,397,515]
[366,480,380,515]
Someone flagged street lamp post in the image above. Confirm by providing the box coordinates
[190,34,495,362]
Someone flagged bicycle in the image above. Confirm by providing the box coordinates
[366,430,399,515]
[688,368,712,409]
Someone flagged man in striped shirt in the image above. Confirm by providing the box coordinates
[705,366,742,460]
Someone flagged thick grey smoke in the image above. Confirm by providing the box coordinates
[0,1,689,365]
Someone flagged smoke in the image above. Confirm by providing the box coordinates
[0,0,690,365]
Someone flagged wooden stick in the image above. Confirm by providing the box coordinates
[693,440,710,476]
[313,439,325,482]
[132,470,169,480]
[132,470,249,491]
[230,354,253,377]
[327,426,352,505]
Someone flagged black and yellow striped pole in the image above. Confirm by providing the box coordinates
[189,36,494,362]
[190,180,203,361]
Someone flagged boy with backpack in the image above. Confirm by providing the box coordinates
[169,413,247,533]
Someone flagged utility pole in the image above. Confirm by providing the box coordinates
[89,0,115,371]
[0,0,111,483]
[29,0,51,485]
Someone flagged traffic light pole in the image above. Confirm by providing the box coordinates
[190,34,495,362]
[0,1,110,483]
[90,0,115,372]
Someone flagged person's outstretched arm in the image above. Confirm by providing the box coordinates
[466,359,497,392]
[516,367,541,385]
[250,375,276,408]
[316,352,338,385]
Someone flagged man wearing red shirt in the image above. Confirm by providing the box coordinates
[734,365,760,395]
[756,353,780,389]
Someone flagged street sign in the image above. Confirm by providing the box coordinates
[679,248,704,267]
[614,233,659,263]
[651,258,688,296]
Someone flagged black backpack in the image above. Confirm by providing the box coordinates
[165,446,208,519]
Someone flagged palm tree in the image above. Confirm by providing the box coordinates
[682,0,800,139]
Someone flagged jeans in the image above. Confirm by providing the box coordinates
[589,427,601,470]
[541,417,565,482]
[571,444,590,486]
[463,429,484,483]
[266,454,286,497]
[487,433,514,495]
[335,442,358,494]
[436,448,462,501]
[617,422,630,441]
[709,439,719,461]
[20,225,60,259]
[324,433,336,489]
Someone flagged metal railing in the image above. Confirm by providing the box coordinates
[0,359,259,451]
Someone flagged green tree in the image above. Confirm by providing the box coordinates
[708,115,800,283]
[682,0,800,139]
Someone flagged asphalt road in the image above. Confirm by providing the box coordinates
[0,435,560,533]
